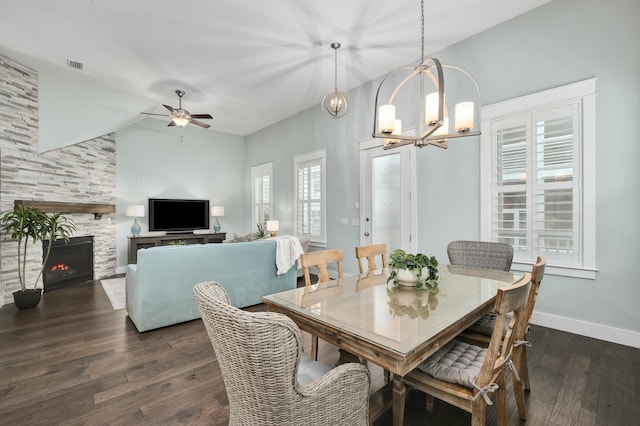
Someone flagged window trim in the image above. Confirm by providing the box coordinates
[480,78,597,279]
[293,148,327,248]
[251,162,273,228]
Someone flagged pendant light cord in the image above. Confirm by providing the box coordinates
[420,0,425,64]
[332,42,340,90]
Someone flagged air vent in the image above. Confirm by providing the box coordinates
[66,59,84,71]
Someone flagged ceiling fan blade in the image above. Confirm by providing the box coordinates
[162,104,174,112]
[189,113,213,119]
[189,119,211,129]
[167,121,176,127]
[141,112,169,117]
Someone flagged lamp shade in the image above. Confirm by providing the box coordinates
[266,220,279,232]
[211,206,225,217]
[125,205,145,217]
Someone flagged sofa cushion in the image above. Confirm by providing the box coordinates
[232,232,257,242]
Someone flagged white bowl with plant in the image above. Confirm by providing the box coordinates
[387,249,440,289]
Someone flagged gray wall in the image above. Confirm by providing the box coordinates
[245,0,640,347]
[115,119,246,272]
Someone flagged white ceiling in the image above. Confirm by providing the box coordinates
[0,0,550,136]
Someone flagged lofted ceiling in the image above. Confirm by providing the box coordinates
[0,0,551,137]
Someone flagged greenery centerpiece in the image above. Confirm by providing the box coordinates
[0,205,76,308]
[387,248,440,289]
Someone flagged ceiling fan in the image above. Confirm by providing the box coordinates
[141,90,213,128]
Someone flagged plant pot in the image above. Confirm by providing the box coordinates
[393,268,419,286]
[13,289,42,309]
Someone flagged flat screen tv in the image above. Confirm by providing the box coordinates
[148,198,210,233]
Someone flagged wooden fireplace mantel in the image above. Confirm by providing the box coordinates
[14,200,116,220]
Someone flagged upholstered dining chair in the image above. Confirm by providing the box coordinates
[400,273,531,426]
[300,248,344,287]
[355,243,388,274]
[299,249,344,360]
[447,240,513,272]
[460,256,546,420]
[193,281,371,426]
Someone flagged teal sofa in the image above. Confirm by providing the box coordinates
[125,239,297,332]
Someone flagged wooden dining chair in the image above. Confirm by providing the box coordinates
[400,273,532,426]
[460,256,546,420]
[299,249,344,359]
[355,243,388,274]
[447,240,513,272]
[300,249,344,287]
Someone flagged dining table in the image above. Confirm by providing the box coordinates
[262,265,523,425]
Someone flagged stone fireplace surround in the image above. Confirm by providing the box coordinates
[0,54,118,306]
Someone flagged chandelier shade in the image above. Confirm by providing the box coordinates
[372,0,481,150]
[322,42,348,118]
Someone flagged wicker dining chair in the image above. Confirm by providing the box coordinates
[447,240,513,272]
[193,281,371,426]
[355,243,388,274]
[400,273,532,426]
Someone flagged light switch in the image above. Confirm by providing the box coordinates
[340,218,349,226]
[351,218,360,226]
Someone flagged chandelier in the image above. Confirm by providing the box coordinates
[322,42,348,118]
[372,0,481,149]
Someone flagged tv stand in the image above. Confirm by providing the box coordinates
[127,232,226,264]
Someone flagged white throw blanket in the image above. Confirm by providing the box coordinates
[274,235,304,275]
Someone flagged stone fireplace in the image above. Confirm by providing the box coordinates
[42,236,94,292]
[0,54,118,305]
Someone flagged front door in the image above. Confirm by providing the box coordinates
[359,140,416,253]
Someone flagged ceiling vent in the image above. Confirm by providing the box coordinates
[66,59,84,71]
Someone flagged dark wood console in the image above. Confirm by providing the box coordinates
[127,232,226,264]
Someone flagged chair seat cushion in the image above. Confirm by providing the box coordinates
[298,352,333,385]
[467,311,512,337]
[416,340,486,388]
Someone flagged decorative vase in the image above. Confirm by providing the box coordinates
[13,289,42,309]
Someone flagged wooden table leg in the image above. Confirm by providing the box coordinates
[392,375,406,426]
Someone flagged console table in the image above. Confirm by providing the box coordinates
[127,232,226,264]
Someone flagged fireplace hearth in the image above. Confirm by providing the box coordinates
[42,236,94,292]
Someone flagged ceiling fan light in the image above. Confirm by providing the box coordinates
[173,116,189,127]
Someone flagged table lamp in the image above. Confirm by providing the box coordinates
[266,219,279,237]
[125,205,145,237]
[211,206,224,232]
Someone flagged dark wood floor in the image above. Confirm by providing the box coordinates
[1,279,638,425]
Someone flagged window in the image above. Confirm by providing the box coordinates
[251,162,272,227]
[294,149,326,247]
[481,79,596,279]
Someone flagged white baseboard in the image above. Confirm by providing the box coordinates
[531,311,640,349]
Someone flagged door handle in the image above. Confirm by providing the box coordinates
[364,232,370,237]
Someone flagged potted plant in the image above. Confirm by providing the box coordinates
[0,205,76,309]
[387,248,440,289]
[254,222,268,239]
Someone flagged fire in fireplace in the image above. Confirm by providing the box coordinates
[42,236,94,292]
